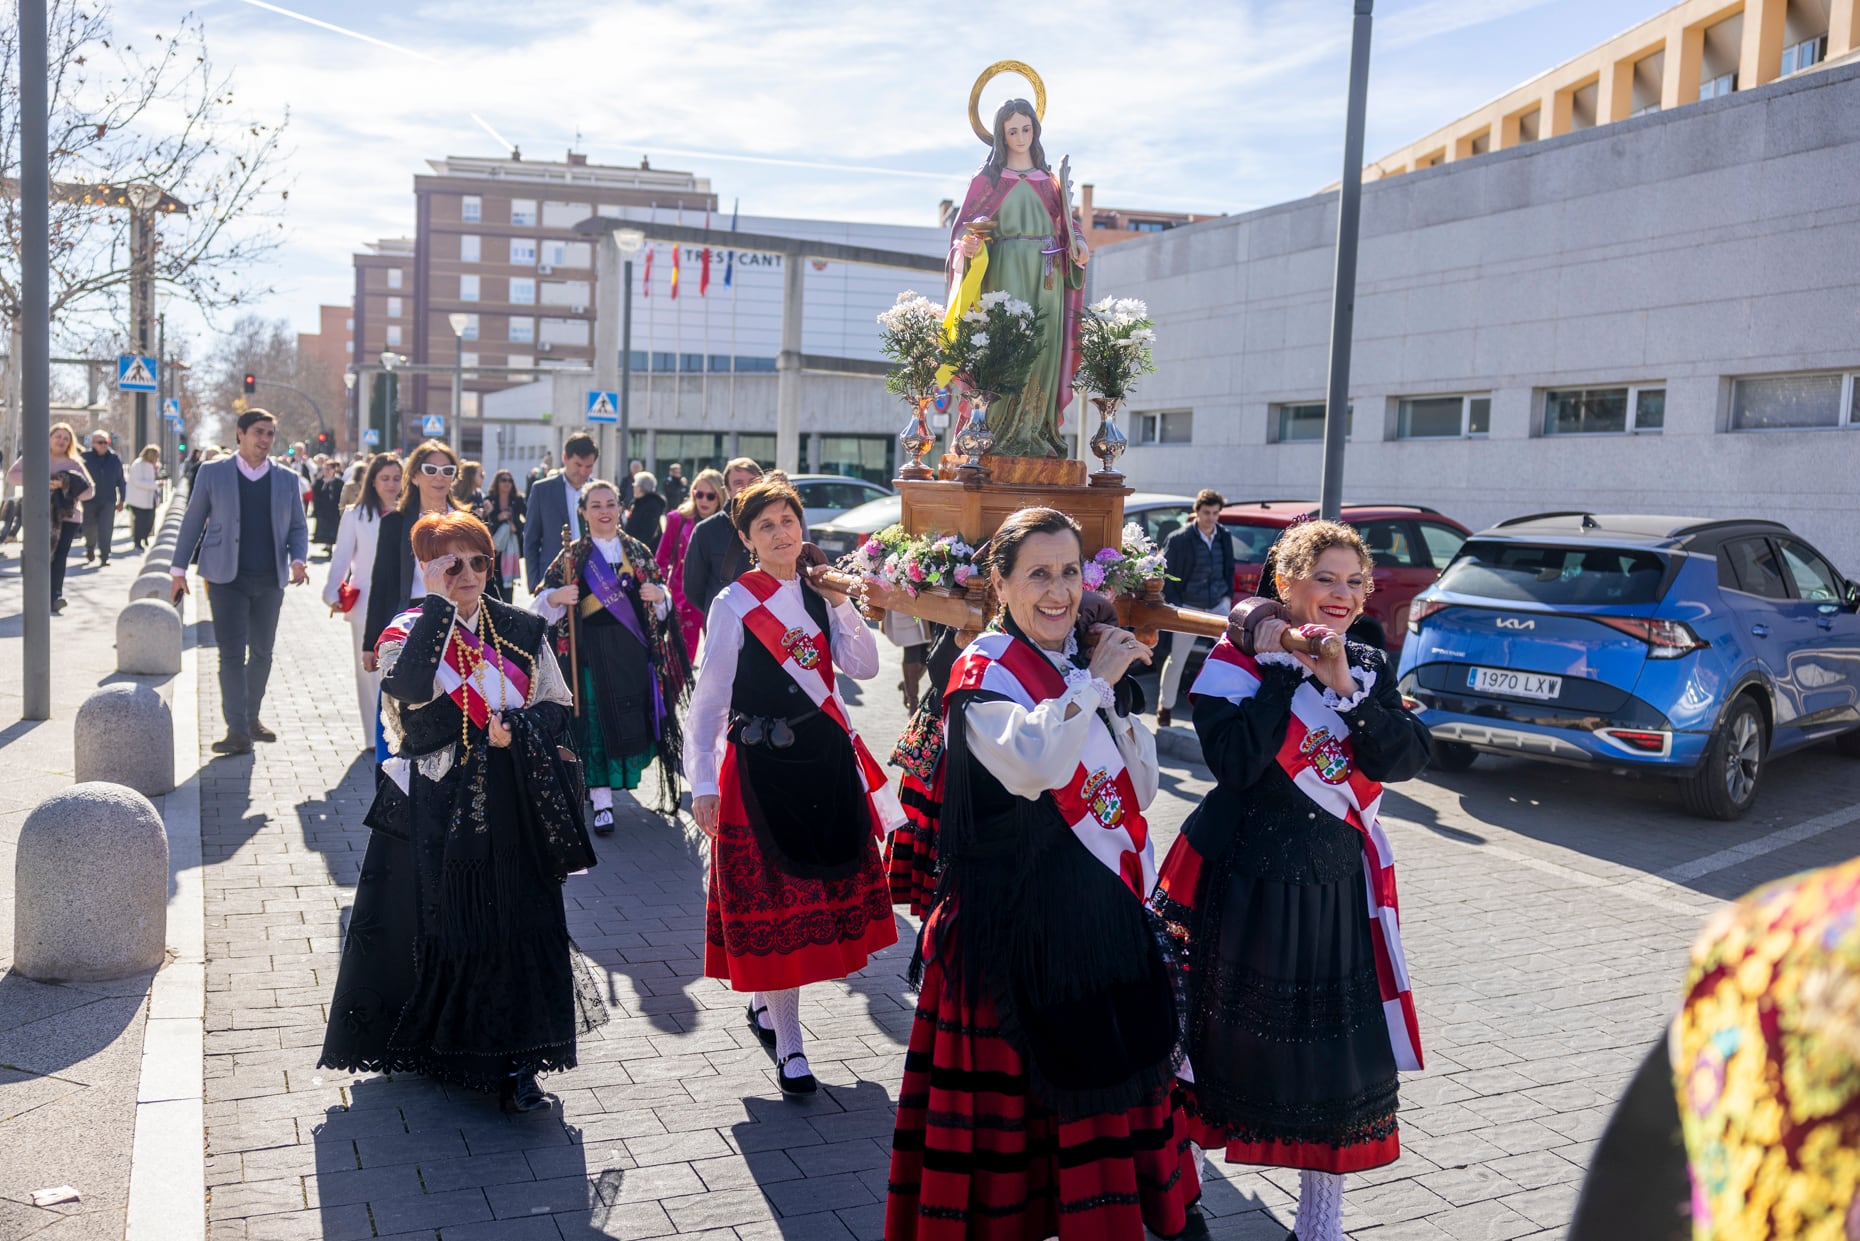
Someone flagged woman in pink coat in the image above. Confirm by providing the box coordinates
[654,466,724,656]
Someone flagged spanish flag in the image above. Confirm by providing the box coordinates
[670,243,680,300]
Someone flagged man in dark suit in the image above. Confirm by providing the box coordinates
[681,456,764,616]
[81,429,126,565]
[170,409,310,755]
[1156,488,1237,726]
[523,432,598,592]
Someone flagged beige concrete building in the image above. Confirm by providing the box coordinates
[1363,0,1860,181]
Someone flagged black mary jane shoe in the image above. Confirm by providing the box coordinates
[746,1002,776,1049]
[776,1052,817,1097]
[592,808,615,836]
[500,1071,549,1113]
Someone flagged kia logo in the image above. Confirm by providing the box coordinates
[1495,617,1536,630]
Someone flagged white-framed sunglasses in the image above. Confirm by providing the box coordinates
[419,462,458,478]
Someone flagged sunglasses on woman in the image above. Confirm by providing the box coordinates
[692,489,719,501]
[444,555,492,577]
[419,462,458,478]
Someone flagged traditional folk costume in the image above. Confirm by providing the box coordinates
[536,531,691,822]
[1151,638,1428,1241]
[318,593,608,1094]
[884,626,961,918]
[886,625,1201,1241]
[686,569,903,1088]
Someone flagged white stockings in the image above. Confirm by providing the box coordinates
[590,786,614,811]
[1293,1169,1344,1241]
[761,986,808,1079]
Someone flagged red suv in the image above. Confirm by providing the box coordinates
[1218,501,1473,651]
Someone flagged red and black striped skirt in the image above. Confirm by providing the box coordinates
[886,917,1202,1241]
[884,769,942,918]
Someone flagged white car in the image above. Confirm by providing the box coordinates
[785,474,895,527]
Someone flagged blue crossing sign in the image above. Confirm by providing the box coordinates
[362,429,382,447]
[117,354,159,392]
[420,415,446,437]
[586,391,619,424]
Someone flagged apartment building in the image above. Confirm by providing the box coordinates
[350,238,414,443]
[1095,56,1860,558]
[1364,0,1859,180]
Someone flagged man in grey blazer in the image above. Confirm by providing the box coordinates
[170,409,310,755]
[522,432,598,592]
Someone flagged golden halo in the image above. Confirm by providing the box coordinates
[969,60,1046,144]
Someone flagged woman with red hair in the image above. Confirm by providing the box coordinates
[319,510,607,1114]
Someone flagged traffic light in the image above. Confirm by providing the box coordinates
[177,432,188,453]
[314,431,333,453]
[243,373,256,395]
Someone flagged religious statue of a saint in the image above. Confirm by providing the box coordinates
[946,67,1089,459]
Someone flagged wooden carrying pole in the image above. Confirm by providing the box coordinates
[563,525,580,716]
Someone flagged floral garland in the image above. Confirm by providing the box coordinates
[1083,522,1171,596]
[843,525,977,597]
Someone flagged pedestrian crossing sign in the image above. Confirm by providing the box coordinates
[586,391,619,424]
[117,354,159,392]
[362,429,381,447]
[421,415,445,437]
[163,397,181,419]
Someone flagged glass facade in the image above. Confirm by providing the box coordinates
[1732,374,1846,429]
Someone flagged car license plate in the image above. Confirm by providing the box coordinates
[1467,666,1562,700]
[814,534,851,557]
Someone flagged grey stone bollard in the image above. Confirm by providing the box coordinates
[129,572,173,602]
[75,684,174,795]
[117,598,183,676]
[15,783,168,982]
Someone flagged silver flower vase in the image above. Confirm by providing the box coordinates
[954,392,997,482]
[897,398,935,480]
[1089,396,1128,487]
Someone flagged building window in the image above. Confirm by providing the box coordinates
[1397,394,1490,439]
[510,238,538,266]
[509,277,536,306]
[386,268,403,289]
[459,314,478,341]
[508,317,535,344]
[1543,385,1664,435]
[1133,409,1193,444]
[510,199,537,227]
[460,234,480,263]
[459,352,479,369]
[461,195,481,223]
[1781,35,1825,76]
[1730,372,1857,430]
[1127,220,1168,233]
[385,325,401,347]
[1273,401,1352,443]
[1699,71,1736,100]
[385,297,402,319]
[459,274,480,302]
[506,354,532,370]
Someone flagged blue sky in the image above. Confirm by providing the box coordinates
[117,0,1668,341]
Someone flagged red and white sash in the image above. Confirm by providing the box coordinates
[379,606,531,729]
[947,631,1156,900]
[1191,638,1423,1071]
[721,571,904,834]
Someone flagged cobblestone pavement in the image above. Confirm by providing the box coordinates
[197,584,1860,1241]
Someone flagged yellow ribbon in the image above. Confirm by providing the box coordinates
[936,242,989,388]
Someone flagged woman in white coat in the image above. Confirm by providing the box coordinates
[324,454,402,751]
[124,446,163,551]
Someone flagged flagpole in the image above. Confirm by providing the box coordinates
[701,206,711,440]
[645,202,655,452]
[673,202,683,443]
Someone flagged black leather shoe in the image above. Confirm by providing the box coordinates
[249,720,277,742]
[746,1002,776,1049]
[500,1071,548,1113]
[211,734,254,756]
[592,808,615,835]
[777,1052,816,1096]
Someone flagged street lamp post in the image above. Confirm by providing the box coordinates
[614,228,645,467]
[343,370,358,451]
[126,182,162,455]
[381,350,404,450]
[1318,0,1376,521]
[448,312,471,457]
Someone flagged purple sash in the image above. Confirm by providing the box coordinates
[583,548,664,727]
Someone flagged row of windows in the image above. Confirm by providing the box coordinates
[1252,372,1859,444]
[458,236,591,269]
[459,196,633,230]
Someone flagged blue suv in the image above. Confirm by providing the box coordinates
[1396,514,1860,819]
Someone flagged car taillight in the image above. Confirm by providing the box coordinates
[1408,598,1452,635]
[1588,617,1709,659]
[1604,729,1669,753]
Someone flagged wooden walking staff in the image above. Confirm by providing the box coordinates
[562,524,581,717]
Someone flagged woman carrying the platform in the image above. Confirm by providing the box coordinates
[1151,519,1430,1241]
[886,506,1201,1241]
[318,510,605,1113]
[686,473,902,1096]
[533,479,690,833]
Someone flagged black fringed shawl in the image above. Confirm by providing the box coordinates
[541,530,693,813]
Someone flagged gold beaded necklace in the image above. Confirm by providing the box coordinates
[448,601,535,760]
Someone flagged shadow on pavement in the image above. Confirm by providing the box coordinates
[0,967,150,1076]
[729,1076,895,1236]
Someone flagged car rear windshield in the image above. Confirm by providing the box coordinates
[1434,541,1672,606]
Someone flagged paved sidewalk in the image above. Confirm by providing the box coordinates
[192,579,1860,1240]
[0,529,172,1240]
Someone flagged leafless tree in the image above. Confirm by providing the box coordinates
[0,2,290,344]
[203,313,345,450]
